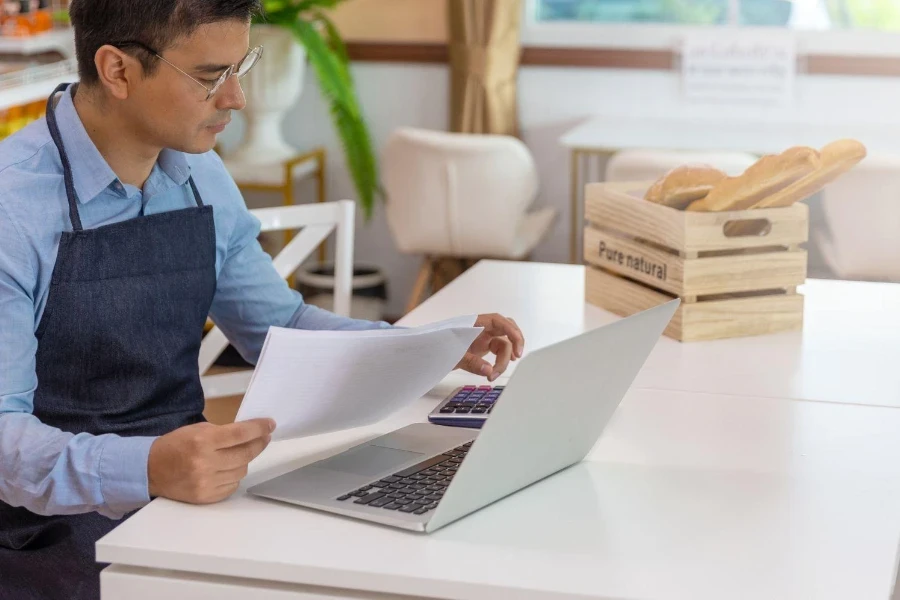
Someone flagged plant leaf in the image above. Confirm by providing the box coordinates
[290,17,379,219]
[312,9,351,72]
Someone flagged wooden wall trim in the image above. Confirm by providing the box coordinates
[347,42,448,63]
[346,42,900,77]
[521,46,675,70]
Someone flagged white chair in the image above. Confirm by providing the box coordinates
[382,127,557,313]
[605,148,759,182]
[816,154,900,282]
[199,200,355,401]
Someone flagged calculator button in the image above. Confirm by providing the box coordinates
[439,407,455,413]
[478,386,492,391]
[462,386,476,391]
[455,407,472,413]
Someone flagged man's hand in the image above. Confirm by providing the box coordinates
[456,313,525,382]
[147,418,275,504]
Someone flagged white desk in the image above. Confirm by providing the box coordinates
[559,115,900,263]
[97,261,900,600]
[404,261,900,407]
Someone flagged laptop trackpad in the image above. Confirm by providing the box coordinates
[314,445,424,478]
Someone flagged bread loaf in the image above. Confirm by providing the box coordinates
[745,139,867,209]
[644,164,728,209]
[688,147,821,211]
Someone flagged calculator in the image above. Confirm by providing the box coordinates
[427,385,505,428]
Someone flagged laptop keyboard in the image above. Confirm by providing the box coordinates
[335,442,472,515]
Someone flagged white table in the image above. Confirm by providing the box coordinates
[559,115,900,263]
[97,261,900,600]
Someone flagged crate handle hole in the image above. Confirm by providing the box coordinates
[723,219,772,238]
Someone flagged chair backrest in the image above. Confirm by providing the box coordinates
[817,154,900,282]
[199,200,355,400]
[382,127,539,258]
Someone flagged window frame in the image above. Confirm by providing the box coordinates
[522,0,900,58]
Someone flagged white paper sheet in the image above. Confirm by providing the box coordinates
[234,316,483,440]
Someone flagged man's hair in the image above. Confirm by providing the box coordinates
[69,0,261,85]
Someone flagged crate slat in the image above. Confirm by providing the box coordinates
[584,227,808,297]
[585,182,809,253]
[586,267,804,342]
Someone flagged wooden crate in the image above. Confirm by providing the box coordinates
[584,182,808,342]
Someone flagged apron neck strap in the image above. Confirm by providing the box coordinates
[45,82,83,232]
[187,176,204,208]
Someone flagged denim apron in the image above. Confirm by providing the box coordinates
[0,83,218,599]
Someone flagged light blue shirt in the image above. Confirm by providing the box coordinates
[0,84,391,520]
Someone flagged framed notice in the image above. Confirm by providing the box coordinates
[680,30,796,106]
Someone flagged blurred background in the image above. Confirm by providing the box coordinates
[3,0,898,322]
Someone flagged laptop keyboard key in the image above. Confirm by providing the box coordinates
[370,497,392,508]
[413,508,431,515]
[337,494,352,501]
[354,492,386,505]
[394,454,454,478]
[399,503,425,513]
[383,502,402,510]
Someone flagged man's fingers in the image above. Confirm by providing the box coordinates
[215,464,250,487]
[209,482,241,503]
[488,337,513,380]
[213,418,276,449]
[216,435,271,471]
[480,314,525,358]
[459,352,492,377]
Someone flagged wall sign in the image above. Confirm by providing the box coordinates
[680,30,796,106]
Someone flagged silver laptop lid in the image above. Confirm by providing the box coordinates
[426,299,679,532]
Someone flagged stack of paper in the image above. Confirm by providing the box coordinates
[235,316,483,440]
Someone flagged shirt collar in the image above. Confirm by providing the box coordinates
[53,84,191,204]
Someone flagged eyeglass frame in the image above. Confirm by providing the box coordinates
[110,40,263,101]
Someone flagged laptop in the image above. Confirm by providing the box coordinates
[247,299,679,533]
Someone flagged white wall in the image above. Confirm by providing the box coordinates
[221,62,900,318]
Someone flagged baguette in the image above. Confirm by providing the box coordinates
[644,164,728,209]
[688,147,821,211]
[745,139,867,209]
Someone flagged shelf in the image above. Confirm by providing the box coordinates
[0,58,77,111]
[0,29,75,57]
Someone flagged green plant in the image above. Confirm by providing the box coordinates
[255,0,380,220]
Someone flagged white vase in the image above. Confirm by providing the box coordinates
[226,24,306,164]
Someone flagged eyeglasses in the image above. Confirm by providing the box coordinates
[112,41,263,101]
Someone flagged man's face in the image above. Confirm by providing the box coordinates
[123,19,250,154]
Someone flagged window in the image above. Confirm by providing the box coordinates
[534,0,900,31]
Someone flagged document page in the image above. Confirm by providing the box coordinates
[235,316,482,440]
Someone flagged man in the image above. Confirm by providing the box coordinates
[0,1,524,598]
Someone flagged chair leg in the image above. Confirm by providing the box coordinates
[406,258,433,315]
